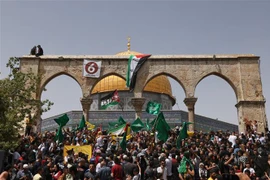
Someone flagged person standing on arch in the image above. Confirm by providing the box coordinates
[30,46,36,55]
[35,45,43,57]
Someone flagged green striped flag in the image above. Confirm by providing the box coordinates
[126,54,151,91]
[100,90,120,110]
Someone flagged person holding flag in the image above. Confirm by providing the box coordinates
[150,112,171,143]
[77,115,86,131]
[54,114,69,143]
[120,123,130,152]
[176,122,193,149]
[77,115,95,131]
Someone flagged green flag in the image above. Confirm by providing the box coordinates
[146,101,161,115]
[131,118,144,132]
[176,122,192,149]
[77,115,86,130]
[54,114,69,143]
[120,124,129,151]
[155,112,170,142]
[108,116,126,129]
[178,152,194,174]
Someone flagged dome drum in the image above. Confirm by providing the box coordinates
[90,91,174,111]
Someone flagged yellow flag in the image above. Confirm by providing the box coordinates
[86,121,95,130]
[126,126,132,140]
[64,145,92,160]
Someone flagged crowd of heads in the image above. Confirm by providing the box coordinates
[1,123,270,180]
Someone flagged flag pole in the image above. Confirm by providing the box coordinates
[151,112,160,145]
[152,112,160,131]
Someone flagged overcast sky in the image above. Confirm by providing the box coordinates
[1,1,269,126]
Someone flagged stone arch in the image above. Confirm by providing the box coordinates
[143,72,187,97]
[194,71,238,101]
[142,72,184,111]
[18,55,267,133]
[39,72,83,99]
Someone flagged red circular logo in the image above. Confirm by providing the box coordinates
[85,62,98,74]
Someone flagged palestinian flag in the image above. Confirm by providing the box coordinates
[108,123,126,136]
[126,54,151,92]
[120,124,130,151]
[100,90,120,110]
[109,124,132,140]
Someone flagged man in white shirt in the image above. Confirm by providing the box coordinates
[165,153,173,179]
[157,159,168,180]
[33,167,43,180]
[243,162,255,178]
[228,132,237,147]
[258,132,266,145]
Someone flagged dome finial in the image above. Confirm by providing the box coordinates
[127,36,131,52]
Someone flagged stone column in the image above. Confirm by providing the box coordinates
[235,100,267,133]
[131,97,146,119]
[34,111,42,133]
[80,96,93,122]
[28,108,41,133]
[184,97,198,131]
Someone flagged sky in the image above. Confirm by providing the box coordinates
[1,1,269,126]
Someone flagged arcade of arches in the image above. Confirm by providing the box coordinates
[19,53,267,133]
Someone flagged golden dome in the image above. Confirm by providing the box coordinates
[144,76,172,96]
[115,50,142,56]
[92,75,129,93]
[91,75,174,99]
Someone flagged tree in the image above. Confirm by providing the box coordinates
[0,57,53,150]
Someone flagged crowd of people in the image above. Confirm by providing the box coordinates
[1,122,270,180]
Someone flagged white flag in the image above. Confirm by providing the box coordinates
[83,60,101,78]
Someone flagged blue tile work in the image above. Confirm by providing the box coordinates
[41,110,238,133]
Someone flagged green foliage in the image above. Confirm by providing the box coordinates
[0,57,53,150]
